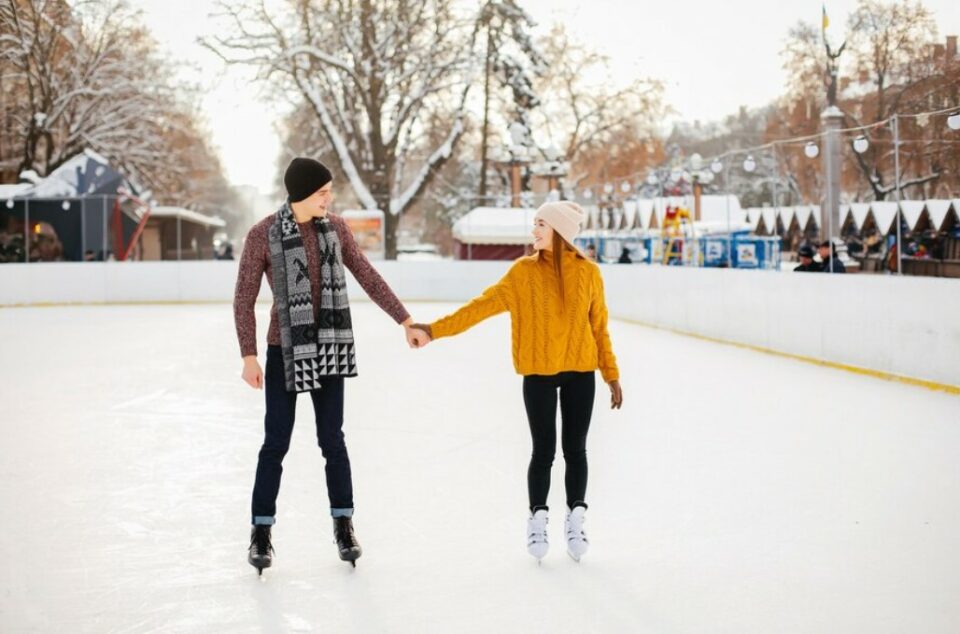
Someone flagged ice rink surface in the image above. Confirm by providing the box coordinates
[1,302,958,633]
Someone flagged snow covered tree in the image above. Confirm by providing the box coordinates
[474,0,545,201]
[0,0,241,227]
[206,0,477,259]
[1,1,165,179]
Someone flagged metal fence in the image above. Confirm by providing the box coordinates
[0,195,223,263]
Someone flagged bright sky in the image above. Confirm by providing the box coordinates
[131,0,960,197]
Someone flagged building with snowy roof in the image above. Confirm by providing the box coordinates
[451,206,537,260]
[0,150,225,262]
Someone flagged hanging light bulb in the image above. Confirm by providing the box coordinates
[916,113,930,128]
[710,159,723,174]
[61,200,71,210]
[948,112,960,131]
[646,172,659,186]
[690,153,704,170]
[603,182,614,195]
[804,142,820,159]
[853,135,870,154]
[582,189,593,200]
[620,181,631,193]
[5,199,13,209]
[743,155,757,173]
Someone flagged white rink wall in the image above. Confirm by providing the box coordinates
[1,261,958,386]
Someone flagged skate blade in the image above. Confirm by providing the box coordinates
[249,557,273,574]
[567,550,581,563]
[339,548,362,564]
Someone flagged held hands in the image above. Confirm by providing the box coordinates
[608,380,623,409]
[403,318,432,349]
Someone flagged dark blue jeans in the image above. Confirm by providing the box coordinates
[522,371,596,512]
[251,345,354,525]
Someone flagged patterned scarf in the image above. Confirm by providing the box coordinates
[268,202,357,392]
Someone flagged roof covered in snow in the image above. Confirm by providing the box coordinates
[452,207,537,245]
[150,206,226,228]
[0,183,30,200]
[743,200,959,234]
[6,150,136,199]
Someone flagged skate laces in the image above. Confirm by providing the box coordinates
[528,514,548,544]
[335,518,358,548]
[252,527,273,555]
[566,510,587,542]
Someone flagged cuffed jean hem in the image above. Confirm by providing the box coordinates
[331,507,354,518]
[253,516,276,526]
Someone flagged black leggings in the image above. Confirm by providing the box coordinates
[522,372,596,512]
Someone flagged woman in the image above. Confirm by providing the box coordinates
[413,201,623,562]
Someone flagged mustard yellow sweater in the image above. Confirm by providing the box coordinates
[430,249,619,383]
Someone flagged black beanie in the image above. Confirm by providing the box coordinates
[284,157,332,202]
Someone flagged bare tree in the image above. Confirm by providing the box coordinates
[782,21,830,107]
[843,0,941,199]
[532,24,667,187]
[776,1,949,202]
[205,0,477,258]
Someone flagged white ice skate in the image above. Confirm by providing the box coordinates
[526,509,549,561]
[565,506,589,562]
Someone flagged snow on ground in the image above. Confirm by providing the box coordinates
[1,302,958,633]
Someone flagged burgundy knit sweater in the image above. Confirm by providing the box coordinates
[233,212,410,358]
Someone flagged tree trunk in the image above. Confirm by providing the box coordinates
[383,208,399,260]
[478,27,493,202]
[368,173,395,259]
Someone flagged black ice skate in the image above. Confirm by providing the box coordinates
[248,525,274,575]
[333,516,362,567]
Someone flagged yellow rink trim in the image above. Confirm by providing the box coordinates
[616,317,960,396]
[3,300,958,396]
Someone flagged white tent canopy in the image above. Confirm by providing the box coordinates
[697,195,746,225]
[850,203,871,230]
[636,199,655,229]
[871,202,899,233]
[900,201,926,229]
[747,200,957,234]
[926,200,952,230]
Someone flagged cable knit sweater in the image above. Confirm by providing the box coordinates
[430,248,619,383]
[233,212,410,358]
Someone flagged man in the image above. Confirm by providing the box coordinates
[586,243,599,262]
[793,244,821,272]
[819,239,846,273]
[234,157,427,573]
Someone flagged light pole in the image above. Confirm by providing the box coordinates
[892,114,903,275]
[531,144,569,201]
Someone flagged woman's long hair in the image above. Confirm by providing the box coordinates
[551,231,584,308]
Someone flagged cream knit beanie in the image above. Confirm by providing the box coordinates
[534,201,585,245]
